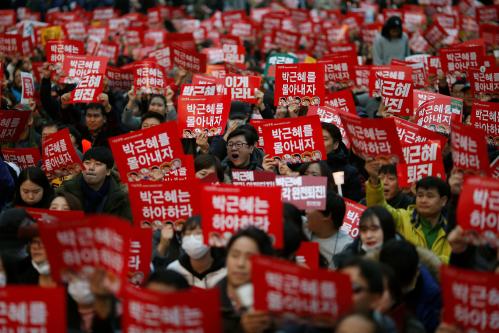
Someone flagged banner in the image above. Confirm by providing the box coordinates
[200,184,283,248]
[148,46,172,70]
[109,121,184,183]
[20,72,34,105]
[222,75,262,104]
[0,110,31,143]
[106,67,134,92]
[62,55,108,84]
[319,54,356,89]
[177,95,230,138]
[323,89,356,114]
[127,227,152,286]
[122,285,221,333]
[398,141,446,187]
[261,115,326,164]
[0,33,22,56]
[274,63,325,107]
[41,128,82,180]
[469,68,499,101]
[369,65,412,97]
[1,147,40,169]
[68,74,104,104]
[252,255,353,318]
[45,39,84,64]
[231,170,277,186]
[133,64,168,94]
[441,265,499,333]
[439,45,485,74]
[451,123,490,175]
[172,44,207,73]
[0,286,66,332]
[340,198,367,239]
[470,101,498,146]
[128,181,197,229]
[379,76,413,117]
[307,105,350,148]
[415,94,463,134]
[275,176,327,210]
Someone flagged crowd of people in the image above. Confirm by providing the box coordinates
[0,0,497,332]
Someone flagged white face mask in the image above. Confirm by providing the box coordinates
[32,260,50,276]
[68,279,95,305]
[182,234,210,260]
[0,272,6,287]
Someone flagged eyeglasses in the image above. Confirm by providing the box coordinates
[227,142,248,149]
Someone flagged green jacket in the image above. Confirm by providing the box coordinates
[58,174,132,222]
[365,180,451,263]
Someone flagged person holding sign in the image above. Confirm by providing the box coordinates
[365,160,452,263]
[222,127,264,178]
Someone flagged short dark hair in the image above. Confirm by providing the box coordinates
[322,190,346,229]
[141,111,165,125]
[181,215,201,235]
[415,176,450,198]
[359,206,396,243]
[340,257,384,294]
[226,227,274,256]
[321,122,342,144]
[298,161,335,189]
[146,270,190,290]
[194,154,224,182]
[276,203,305,260]
[227,127,258,147]
[379,240,419,289]
[85,103,106,115]
[379,164,397,177]
[336,311,383,333]
[82,147,114,169]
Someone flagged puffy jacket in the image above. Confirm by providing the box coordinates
[365,180,451,263]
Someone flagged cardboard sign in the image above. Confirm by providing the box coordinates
[200,184,283,248]
[0,33,22,56]
[222,75,262,104]
[264,53,298,78]
[0,286,66,332]
[275,176,327,210]
[451,123,490,175]
[148,46,172,71]
[323,89,356,114]
[295,242,320,270]
[44,39,84,64]
[127,228,152,286]
[1,147,41,169]
[415,95,463,134]
[0,110,30,143]
[319,54,356,90]
[62,55,108,84]
[109,121,184,183]
[379,76,413,117]
[340,198,367,239]
[172,44,207,73]
[261,115,326,165]
[122,285,221,333]
[439,45,485,74]
[340,113,404,162]
[177,94,230,138]
[470,101,499,146]
[398,141,446,187]
[307,105,350,149]
[252,255,353,318]
[441,265,499,332]
[128,181,197,229]
[41,128,82,179]
[24,207,85,224]
[274,64,325,107]
[68,74,104,104]
[106,67,134,92]
[231,171,277,186]
[38,215,131,294]
[133,64,167,94]
[469,68,499,100]
[20,72,34,105]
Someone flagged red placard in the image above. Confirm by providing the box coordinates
[261,115,326,165]
[122,285,221,333]
[439,45,485,74]
[252,255,353,318]
[308,105,350,149]
[38,215,131,295]
[398,141,446,187]
[128,181,197,229]
[379,76,413,117]
[177,94,230,138]
[272,29,300,51]
[133,64,167,94]
[229,20,257,40]
[148,46,172,70]
[323,89,356,114]
[109,121,184,183]
[340,113,404,162]
[295,242,320,270]
[0,286,66,332]
[45,39,84,64]
[92,7,116,21]
[63,21,86,41]
[274,63,325,107]
[354,65,371,92]
[275,176,327,210]
[41,128,82,179]
[415,95,463,134]
[62,55,108,83]
[470,101,499,146]
[319,54,356,90]
[394,116,448,150]
[24,207,85,224]
[20,72,35,104]
[340,198,367,239]
[369,65,412,97]
[0,110,30,143]
[222,43,246,64]
[423,21,448,48]
[0,10,16,30]
[480,23,499,47]
[231,170,277,186]
[476,5,499,24]
[441,265,499,332]
[451,123,490,175]
[1,147,41,169]
[361,23,382,44]
[172,44,207,73]
[0,33,22,56]
[200,184,283,248]
[181,84,219,96]
[222,75,262,104]
[469,68,499,100]
[95,42,118,64]
[106,67,134,92]
[68,74,104,104]
[127,227,152,286]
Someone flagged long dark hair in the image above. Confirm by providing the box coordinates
[381,16,403,40]
[14,167,54,208]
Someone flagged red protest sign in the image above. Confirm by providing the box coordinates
[272,29,300,51]
[275,176,327,210]
[441,265,499,333]
[122,285,221,333]
[148,46,172,71]
[379,76,413,117]
[62,55,108,83]
[319,54,357,90]
[106,67,134,92]
[308,105,350,149]
[172,44,207,73]
[68,74,104,104]
[127,227,152,286]
[1,147,41,169]
[128,181,197,229]
[340,113,404,162]
[354,65,371,92]
[295,242,320,270]
[95,42,118,64]
[20,72,35,105]
[24,207,85,224]
[252,255,353,318]
[45,39,84,64]
[222,75,262,104]
[0,33,22,56]
[470,101,499,146]
[324,89,356,114]
[0,10,16,30]
[133,64,168,94]
[369,65,413,97]
[469,68,499,100]
[451,122,490,175]
[109,121,184,183]
[0,286,66,332]
[41,128,82,180]
[231,170,277,186]
[439,45,485,74]
[274,63,325,107]
[38,215,131,294]
[398,141,446,187]
[200,184,283,248]
[222,43,245,64]
[415,94,463,134]
[177,94,230,138]
[181,84,219,96]
[423,21,449,48]
[261,115,326,165]
[0,110,30,143]
[63,21,86,41]
[340,198,367,239]
[476,5,499,24]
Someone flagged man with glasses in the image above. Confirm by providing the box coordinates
[221,127,263,178]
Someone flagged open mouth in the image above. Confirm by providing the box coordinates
[231,153,240,160]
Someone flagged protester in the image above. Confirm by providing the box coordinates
[13,167,54,209]
[373,16,410,65]
[48,191,83,211]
